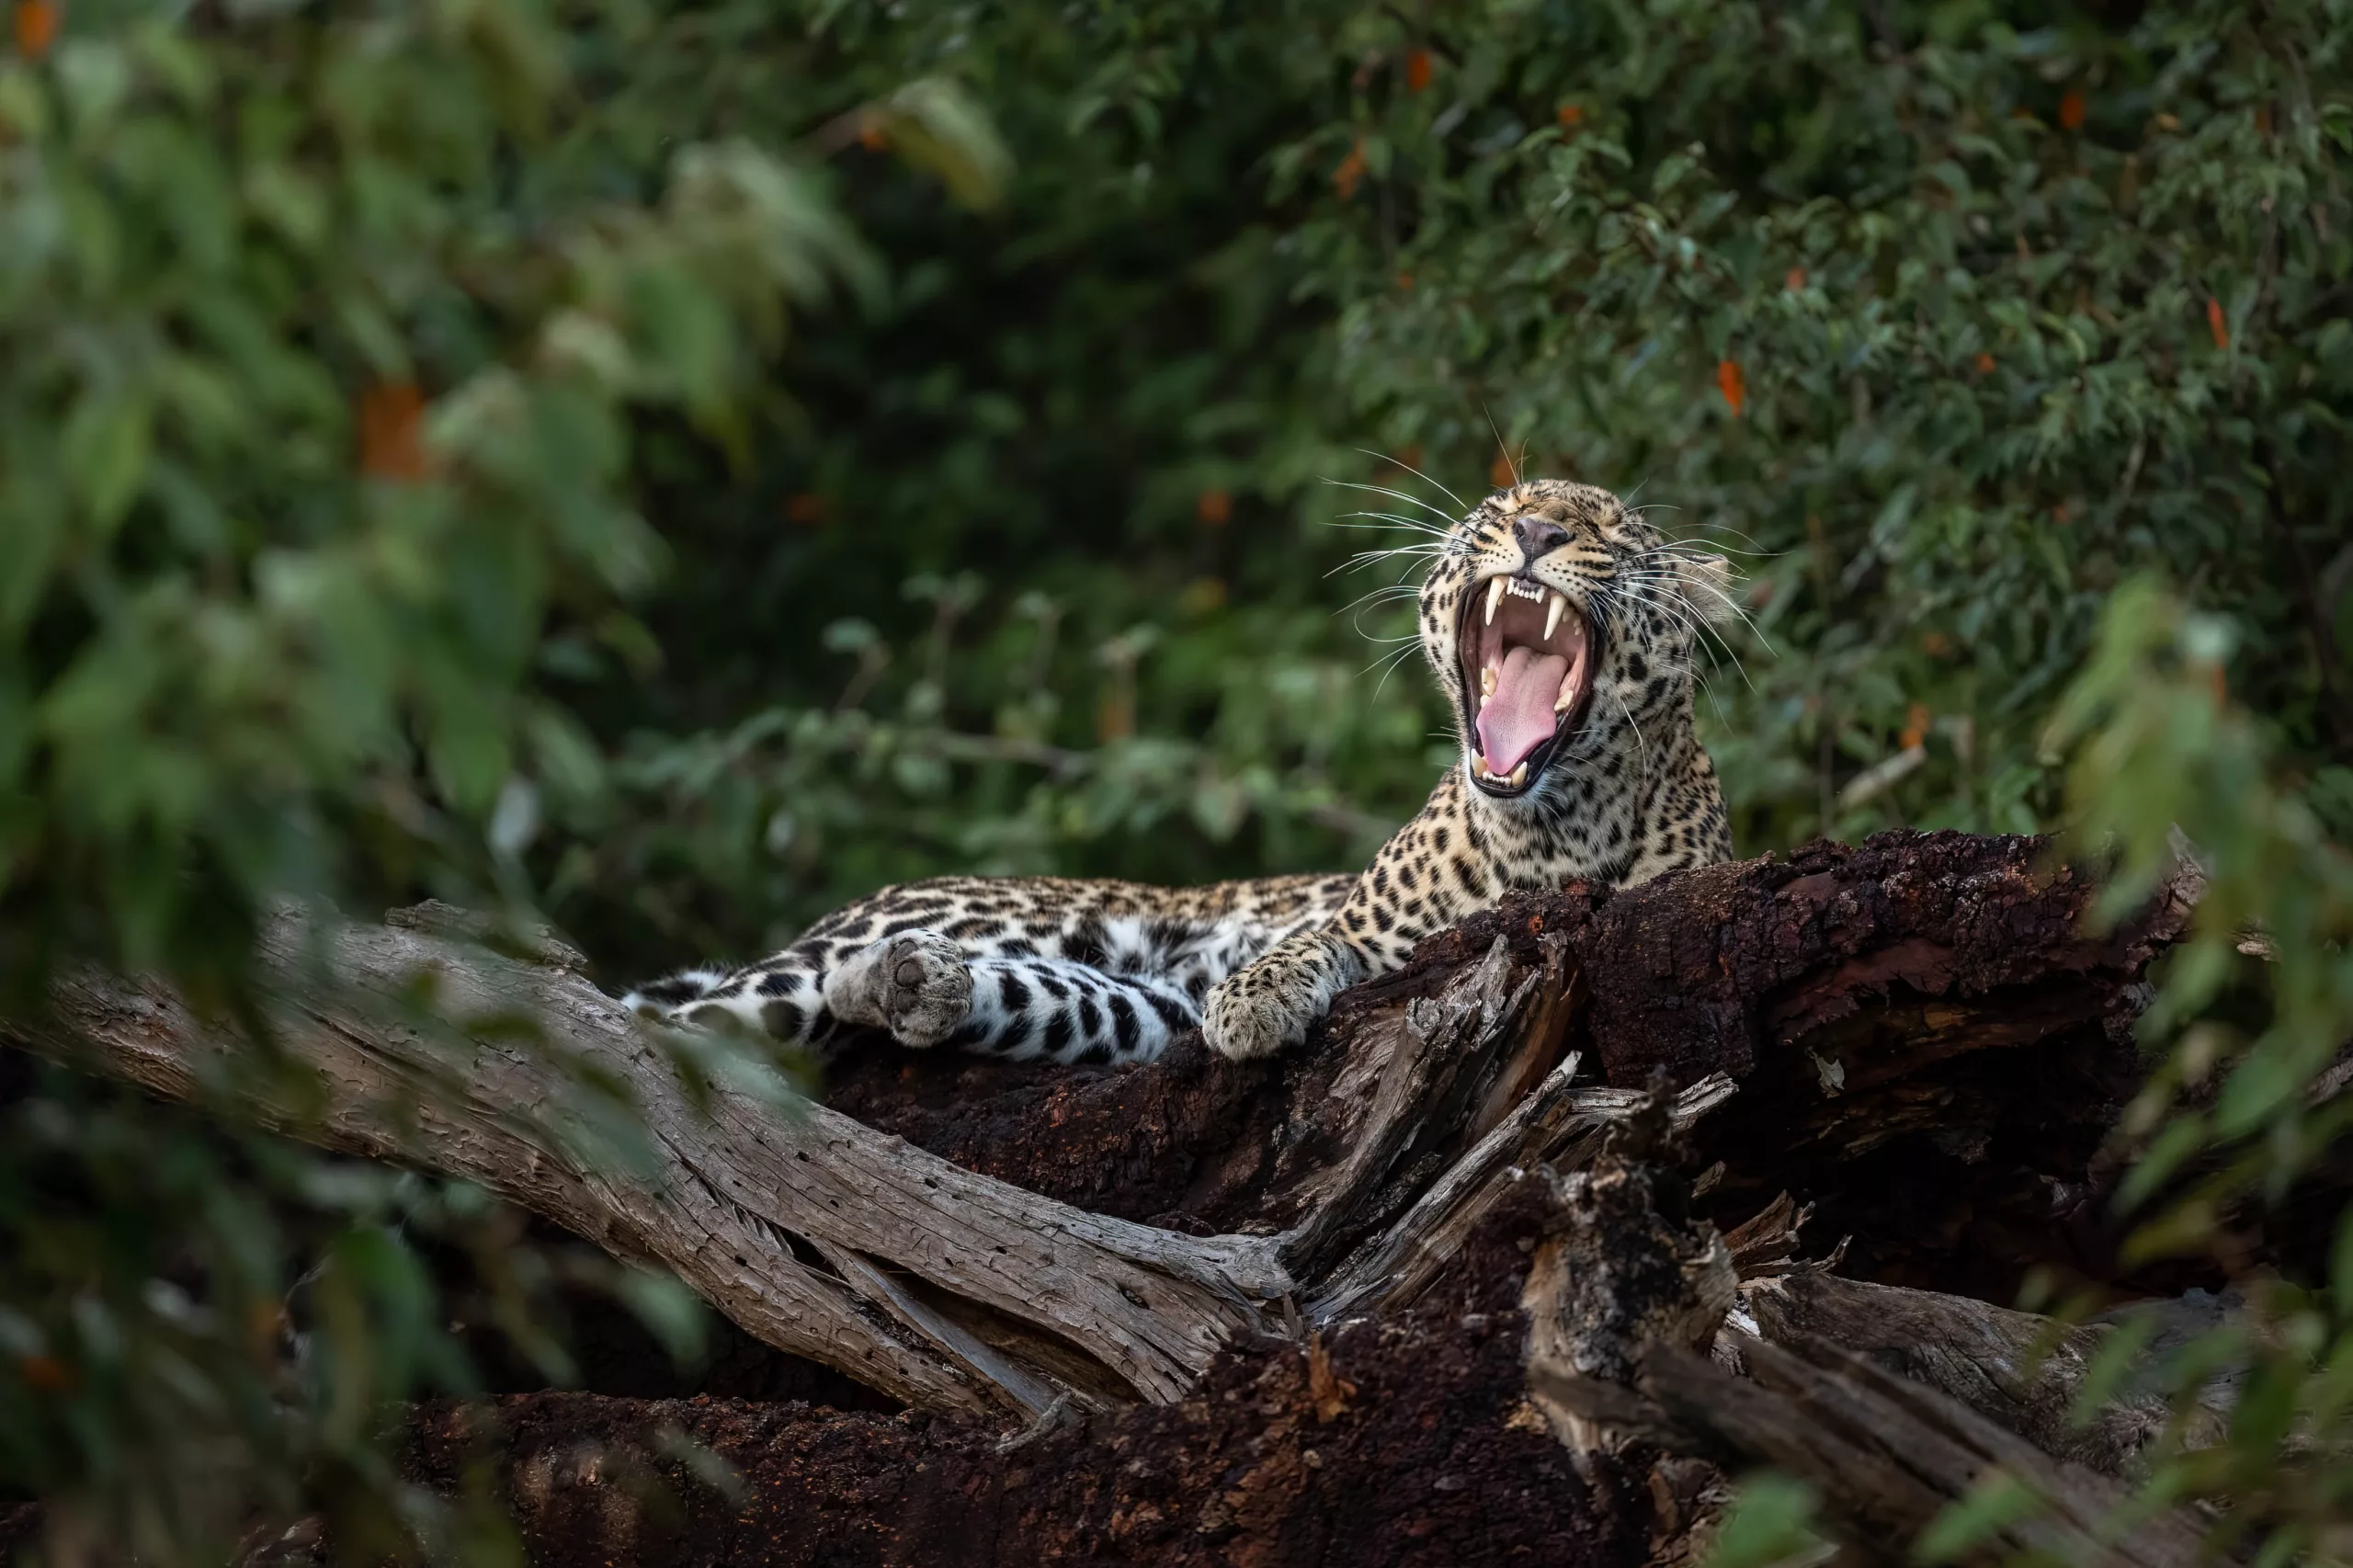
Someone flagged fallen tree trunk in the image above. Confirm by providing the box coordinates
[4,829,2249,1567]
[1519,1152,2213,1567]
[17,905,1289,1418]
[7,900,1724,1426]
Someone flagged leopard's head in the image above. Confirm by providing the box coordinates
[1414,478,1737,803]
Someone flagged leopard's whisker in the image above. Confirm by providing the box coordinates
[1349,448,1470,511]
[1364,637,1427,699]
[1327,512,1458,543]
[1604,580,1757,694]
[1327,548,1446,579]
[1620,563,1777,663]
[1595,580,1738,696]
[1481,404,1522,489]
[1322,479,1464,526]
[1613,687,1654,777]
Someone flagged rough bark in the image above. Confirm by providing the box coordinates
[7,900,1699,1426]
[2,829,2245,1568]
[13,906,1294,1419]
[829,830,2196,1299]
[398,1191,1650,1568]
[1519,1151,2213,1567]
[1734,1270,2182,1477]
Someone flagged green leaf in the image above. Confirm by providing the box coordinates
[61,390,153,532]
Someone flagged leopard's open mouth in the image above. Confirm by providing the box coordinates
[1458,573,1595,799]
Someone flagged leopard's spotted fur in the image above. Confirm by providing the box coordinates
[626,479,1736,1063]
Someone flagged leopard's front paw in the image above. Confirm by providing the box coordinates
[1202,971,1313,1062]
[824,930,973,1048]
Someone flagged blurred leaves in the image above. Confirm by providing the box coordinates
[3,0,2352,1562]
[2033,579,2353,1556]
[0,0,999,1557]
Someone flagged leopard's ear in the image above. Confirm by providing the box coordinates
[1672,552,1741,626]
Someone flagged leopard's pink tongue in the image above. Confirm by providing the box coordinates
[1476,645,1571,776]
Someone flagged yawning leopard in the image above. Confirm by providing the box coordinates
[626,478,1738,1064]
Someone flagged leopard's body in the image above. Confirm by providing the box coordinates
[626,479,1736,1062]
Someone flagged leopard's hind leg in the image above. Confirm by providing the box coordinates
[817,933,1197,1064]
[822,929,972,1047]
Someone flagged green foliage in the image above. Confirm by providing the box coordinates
[0,0,996,1556]
[1698,1471,1827,1567]
[2039,578,2353,1556]
[1,0,2350,1560]
[548,0,2352,977]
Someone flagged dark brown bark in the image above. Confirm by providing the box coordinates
[6,829,2244,1568]
[401,1191,1654,1568]
[832,830,2194,1299]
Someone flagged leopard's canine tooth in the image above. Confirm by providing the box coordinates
[1543,589,1565,642]
[1484,577,1506,626]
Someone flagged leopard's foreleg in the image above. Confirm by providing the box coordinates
[1199,926,1370,1061]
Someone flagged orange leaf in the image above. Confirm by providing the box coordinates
[1973,351,1995,376]
[1395,271,1414,291]
[2207,295,2229,350]
[1901,701,1930,751]
[1404,48,1431,93]
[1307,1334,1358,1424]
[785,492,830,525]
[2255,103,2273,139]
[1333,142,1367,199]
[2058,89,2085,131]
[358,381,429,482]
[1556,103,1583,128]
[858,124,888,152]
[13,0,55,58]
[1784,267,1807,291]
[1488,454,1515,488]
[1715,358,1745,418]
[19,1355,71,1392]
[1922,631,1953,658]
[1196,489,1232,527]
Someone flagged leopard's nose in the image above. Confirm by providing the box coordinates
[1515,516,1570,561]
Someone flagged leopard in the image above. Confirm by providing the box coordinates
[624,477,1739,1065]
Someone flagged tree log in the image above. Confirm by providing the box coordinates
[7,904,1705,1426]
[1733,1271,2182,1477]
[1518,1146,2215,1565]
[14,907,1293,1418]
[0,829,2246,1568]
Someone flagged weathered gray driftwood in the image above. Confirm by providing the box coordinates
[19,906,1290,1418]
[1735,1270,2186,1478]
[1520,1148,2212,1565]
[14,902,1667,1423]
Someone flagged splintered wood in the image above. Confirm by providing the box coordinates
[6,831,2233,1565]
